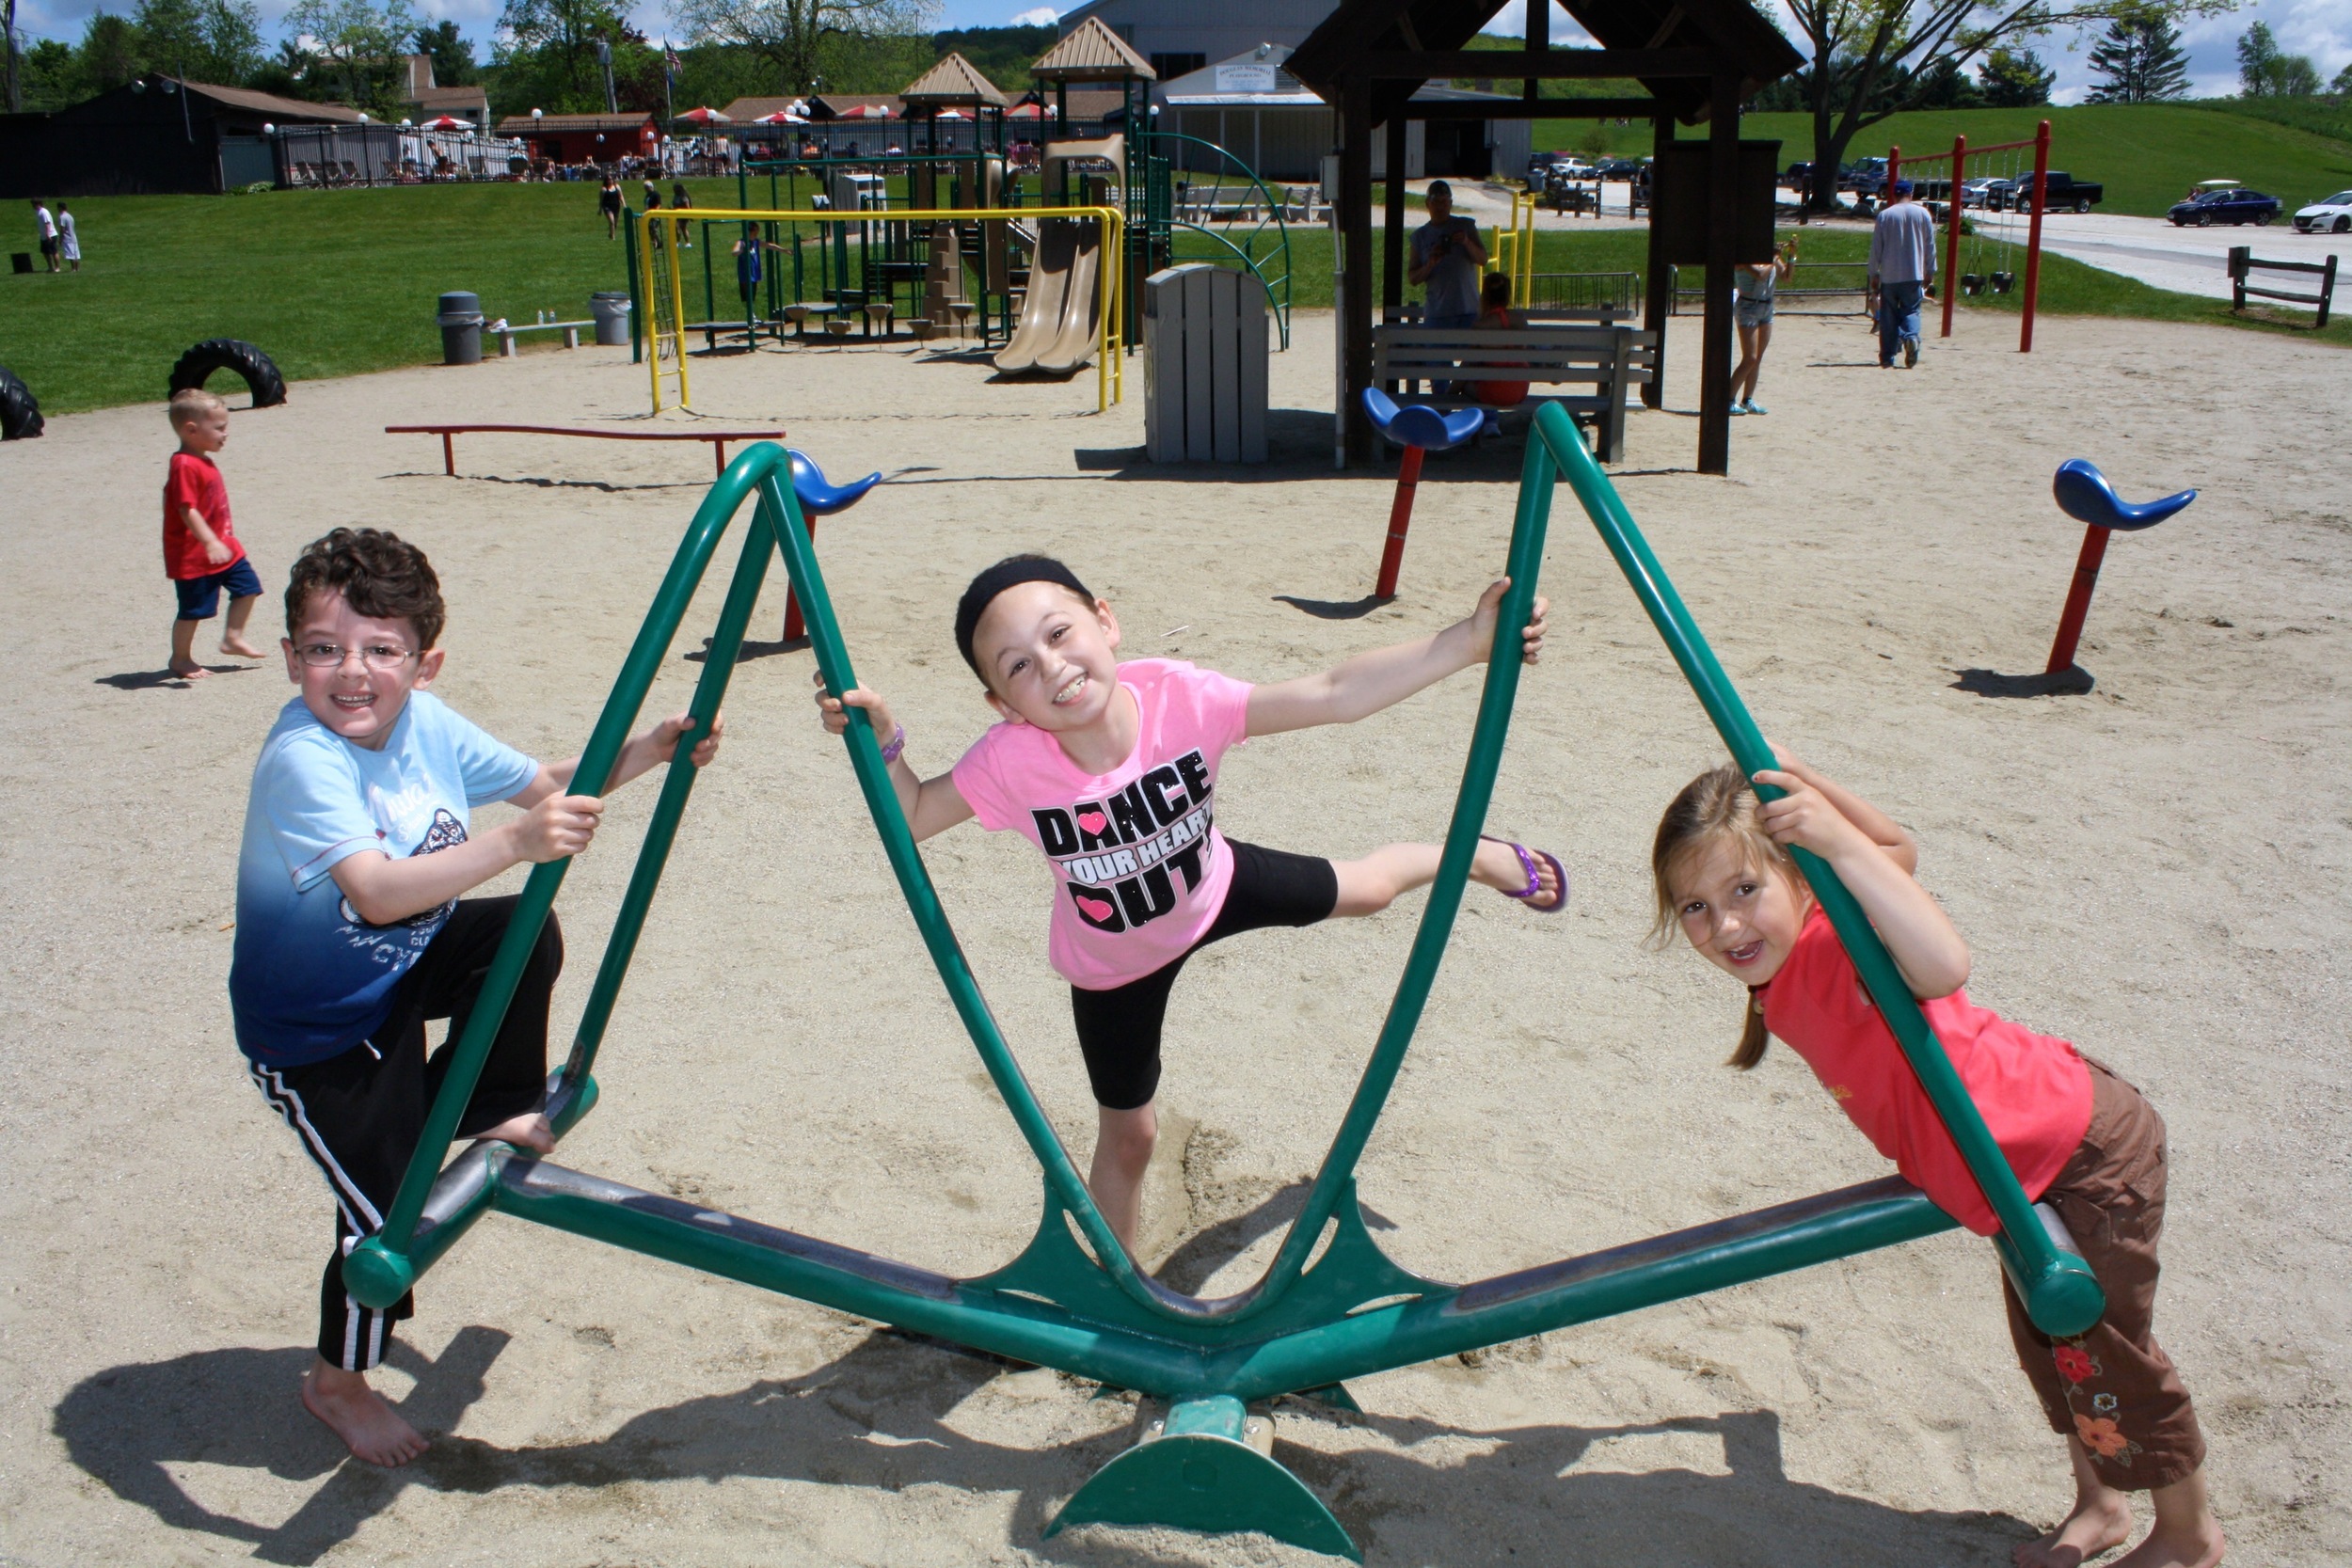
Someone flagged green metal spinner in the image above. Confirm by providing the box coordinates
[344,404,2103,1560]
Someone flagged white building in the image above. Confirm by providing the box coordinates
[1158,44,1529,182]
[1052,0,1342,86]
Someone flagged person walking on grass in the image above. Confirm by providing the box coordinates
[1868,179,1937,369]
[599,172,623,238]
[672,181,693,247]
[1730,233,1795,415]
[33,199,59,273]
[57,202,80,271]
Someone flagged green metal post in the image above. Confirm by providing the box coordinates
[623,206,643,364]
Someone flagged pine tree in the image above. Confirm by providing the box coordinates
[2086,11,2189,103]
[1978,46,2055,108]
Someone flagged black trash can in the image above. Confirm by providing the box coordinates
[437,291,485,365]
[589,291,632,347]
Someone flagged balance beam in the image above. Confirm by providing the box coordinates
[387,423,787,478]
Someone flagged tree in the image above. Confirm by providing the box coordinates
[666,0,936,96]
[1978,43,2054,103]
[413,18,476,85]
[493,0,628,110]
[2272,54,2320,95]
[2237,23,2321,96]
[2085,9,2190,102]
[2334,60,2352,95]
[78,11,145,91]
[283,0,419,108]
[135,0,264,84]
[6,0,21,110]
[1778,0,2233,215]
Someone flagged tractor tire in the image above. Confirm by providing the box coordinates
[0,365,42,440]
[167,338,288,408]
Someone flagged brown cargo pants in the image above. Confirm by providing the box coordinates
[2004,1055,2207,1491]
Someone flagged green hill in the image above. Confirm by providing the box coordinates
[1534,103,2352,216]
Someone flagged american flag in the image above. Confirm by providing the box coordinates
[663,42,681,83]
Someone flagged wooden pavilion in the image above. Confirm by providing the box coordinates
[900,51,1012,152]
[1289,0,1802,472]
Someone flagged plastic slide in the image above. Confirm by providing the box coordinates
[993,218,1099,376]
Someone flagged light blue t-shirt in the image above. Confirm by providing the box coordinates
[230,691,537,1067]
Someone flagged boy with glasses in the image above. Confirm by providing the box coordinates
[231,528,723,1466]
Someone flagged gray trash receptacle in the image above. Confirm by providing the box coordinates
[1143,264,1268,464]
[589,291,632,346]
[437,291,484,365]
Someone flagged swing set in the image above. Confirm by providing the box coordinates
[1887,119,2053,352]
[338,406,2104,1560]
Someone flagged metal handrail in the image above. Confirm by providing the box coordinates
[1137,131,1293,349]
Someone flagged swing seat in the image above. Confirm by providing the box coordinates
[788,449,882,514]
[2052,459,2197,532]
[1991,271,2015,294]
[1962,273,1985,295]
[1362,388,1484,452]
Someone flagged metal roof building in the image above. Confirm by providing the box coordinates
[1159,43,1527,181]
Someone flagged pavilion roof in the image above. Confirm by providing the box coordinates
[902,51,1011,106]
[1030,16,1154,83]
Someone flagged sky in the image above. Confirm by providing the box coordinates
[13,0,2347,105]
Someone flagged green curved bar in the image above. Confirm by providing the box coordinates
[1527,403,2103,1338]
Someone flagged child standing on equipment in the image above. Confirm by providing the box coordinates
[232,528,723,1467]
[164,388,266,679]
[815,557,1566,1254]
[1650,755,2221,1568]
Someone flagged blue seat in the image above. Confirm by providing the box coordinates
[2052,458,2196,532]
[1361,388,1485,452]
[789,450,882,515]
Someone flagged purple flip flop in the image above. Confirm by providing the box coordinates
[1481,835,1570,913]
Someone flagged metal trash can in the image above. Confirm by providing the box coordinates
[437,291,484,365]
[1143,264,1268,464]
[589,291,632,346]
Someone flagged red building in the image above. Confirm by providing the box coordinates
[494,112,659,165]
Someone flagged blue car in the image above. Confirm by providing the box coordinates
[2168,188,2282,227]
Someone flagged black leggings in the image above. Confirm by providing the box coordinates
[247,896,562,1370]
[1071,840,1338,1110]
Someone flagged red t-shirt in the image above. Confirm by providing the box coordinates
[163,451,242,579]
[1758,905,2092,1236]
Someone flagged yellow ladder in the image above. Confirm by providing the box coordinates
[640,211,691,412]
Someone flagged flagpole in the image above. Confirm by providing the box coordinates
[662,39,675,172]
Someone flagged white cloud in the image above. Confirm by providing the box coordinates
[1009,5,1058,24]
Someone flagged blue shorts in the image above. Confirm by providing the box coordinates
[174,556,265,620]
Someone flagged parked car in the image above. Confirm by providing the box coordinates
[2007,171,2104,213]
[1596,158,1643,181]
[1959,176,2003,209]
[2168,187,2282,227]
[2293,190,2352,233]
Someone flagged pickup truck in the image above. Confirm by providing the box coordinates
[2005,171,2103,213]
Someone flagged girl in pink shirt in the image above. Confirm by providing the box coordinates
[815,555,1566,1253]
[1651,756,2219,1568]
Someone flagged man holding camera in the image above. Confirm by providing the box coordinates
[1406,181,1488,326]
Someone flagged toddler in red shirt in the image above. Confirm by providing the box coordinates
[164,388,265,679]
[1652,755,2220,1568]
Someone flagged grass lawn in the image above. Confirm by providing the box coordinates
[1533,103,2352,218]
[4,182,2341,420]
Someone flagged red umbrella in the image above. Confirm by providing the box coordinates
[755,110,803,124]
[838,103,895,119]
[422,115,469,130]
[677,106,729,124]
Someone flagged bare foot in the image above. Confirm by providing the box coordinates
[471,1110,554,1154]
[168,657,210,680]
[1471,839,1565,911]
[220,634,266,657]
[2110,1520,2224,1568]
[2017,1495,2132,1568]
[302,1361,427,1466]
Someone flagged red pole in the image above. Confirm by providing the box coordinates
[1374,445,1425,599]
[2021,119,2050,353]
[783,515,818,641]
[1941,134,1965,338]
[714,438,728,475]
[441,432,454,475]
[2044,524,2111,673]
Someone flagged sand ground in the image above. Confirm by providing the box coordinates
[0,306,2345,1567]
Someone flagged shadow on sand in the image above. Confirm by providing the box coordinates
[58,1316,2034,1565]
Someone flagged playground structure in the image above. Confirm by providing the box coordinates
[1488,188,1540,307]
[635,205,1127,413]
[2042,458,2197,691]
[1362,388,1484,599]
[1888,119,2051,353]
[334,406,2106,1561]
[385,422,786,478]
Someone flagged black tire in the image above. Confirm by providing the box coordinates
[2336,215,2350,234]
[167,338,288,408]
[2197,213,2213,228]
[2256,211,2273,226]
[0,364,42,440]
[2074,198,2090,214]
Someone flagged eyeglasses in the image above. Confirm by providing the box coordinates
[295,641,415,671]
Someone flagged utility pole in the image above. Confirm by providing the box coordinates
[6,1,24,115]
[595,36,616,114]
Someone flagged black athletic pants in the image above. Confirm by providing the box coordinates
[247,896,563,1371]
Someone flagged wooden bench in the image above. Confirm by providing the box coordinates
[1371,323,1658,461]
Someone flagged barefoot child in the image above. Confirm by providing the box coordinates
[164,388,266,678]
[816,556,1565,1254]
[1651,756,2221,1568]
[231,528,723,1466]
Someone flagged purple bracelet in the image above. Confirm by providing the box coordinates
[879,724,906,765]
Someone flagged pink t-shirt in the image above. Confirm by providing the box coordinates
[951,658,1252,990]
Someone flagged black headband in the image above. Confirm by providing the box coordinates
[955,555,1092,677]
